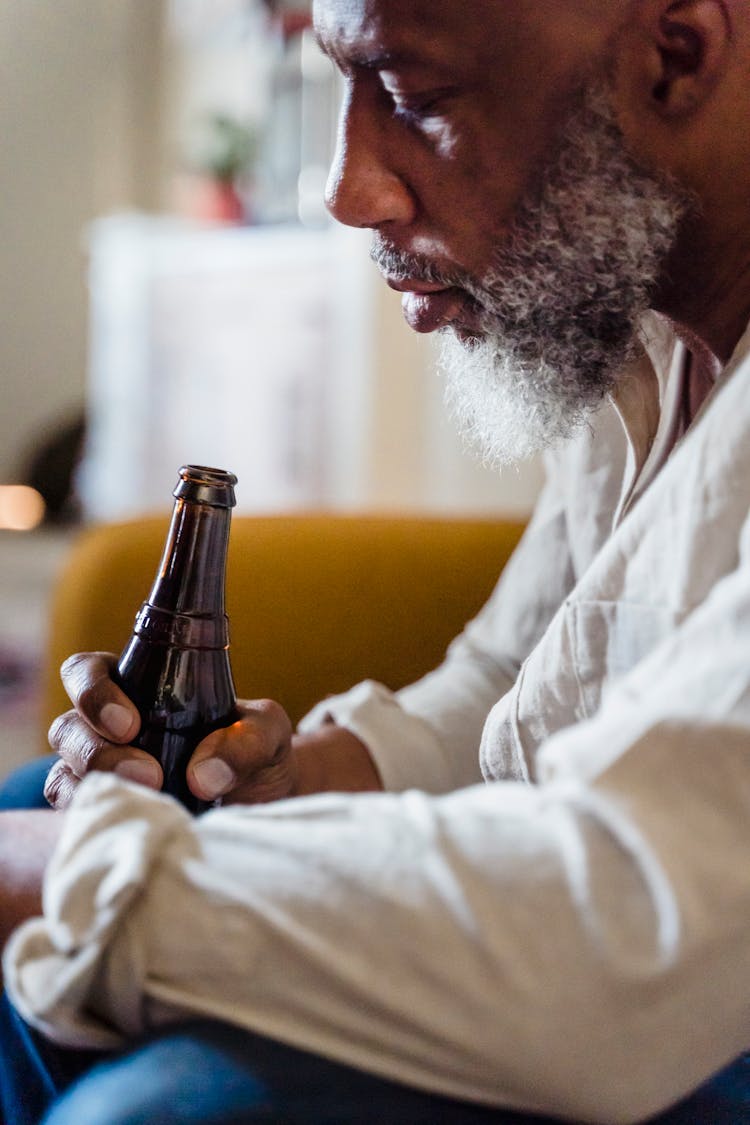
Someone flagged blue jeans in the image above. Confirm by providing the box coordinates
[1,757,749,1124]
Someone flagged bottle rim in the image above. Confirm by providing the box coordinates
[174,465,238,507]
[179,464,238,487]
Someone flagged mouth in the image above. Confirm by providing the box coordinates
[384,277,469,334]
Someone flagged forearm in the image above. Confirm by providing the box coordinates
[7,764,745,1121]
[0,810,62,968]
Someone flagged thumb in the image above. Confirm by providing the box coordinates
[187,700,292,802]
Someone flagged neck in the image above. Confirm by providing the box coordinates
[655,213,750,366]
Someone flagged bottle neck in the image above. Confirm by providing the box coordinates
[153,498,231,614]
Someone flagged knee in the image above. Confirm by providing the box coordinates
[42,1027,272,1125]
[0,755,55,810]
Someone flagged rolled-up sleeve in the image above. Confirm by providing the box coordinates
[6,707,750,1125]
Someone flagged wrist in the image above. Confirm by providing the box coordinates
[292,725,383,796]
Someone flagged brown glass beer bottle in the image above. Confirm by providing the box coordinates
[114,465,239,813]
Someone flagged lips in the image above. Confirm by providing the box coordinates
[401,288,468,333]
[384,277,467,334]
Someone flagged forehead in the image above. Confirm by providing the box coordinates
[312,0,612,79]
[313,0,530,70]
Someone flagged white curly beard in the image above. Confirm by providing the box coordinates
[374,85,692,469]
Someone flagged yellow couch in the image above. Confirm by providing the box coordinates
[42,514,526,744]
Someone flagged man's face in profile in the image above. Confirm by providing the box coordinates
[314,0,691,465]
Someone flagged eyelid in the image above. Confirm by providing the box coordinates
[384,84,457,121]
[380,67,450,91]
[394,95,444,119]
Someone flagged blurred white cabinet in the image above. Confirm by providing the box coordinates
[80,215,377,517]
[80,212,543,520]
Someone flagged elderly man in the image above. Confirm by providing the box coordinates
[2,1,750,1122]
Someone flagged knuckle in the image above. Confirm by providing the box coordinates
[59,651,88,680]
[48,710,105,773]
[43,762,77,809]
[60,652,116,711]
[254,697,281,715]
[60,653,98,701]
[47,709,80,751]
[254,698,293,734]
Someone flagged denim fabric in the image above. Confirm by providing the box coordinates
[40,1020,556,1125]
[0,755,55,809]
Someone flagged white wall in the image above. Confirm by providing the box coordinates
[363,281,544,515]
[0,0,165,481]
[0,2,543,517]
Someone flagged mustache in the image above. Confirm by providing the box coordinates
[369,239,468,290]
[369,239,496,331]
[369,238,491,327]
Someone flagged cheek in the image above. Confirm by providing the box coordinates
[433,110,532,216]
[413,129,524,262]
[420,118,461,162]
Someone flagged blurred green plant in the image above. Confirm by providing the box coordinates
[192,112,257,184]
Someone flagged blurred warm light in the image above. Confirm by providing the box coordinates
[0,486,46,531]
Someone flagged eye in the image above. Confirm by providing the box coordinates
[378,73,456,128]
[391,92,449,125]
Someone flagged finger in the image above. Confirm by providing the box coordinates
[48,708,163,789]
[187,699,293,802]
[60,652,140,743]
[43,759,81,810]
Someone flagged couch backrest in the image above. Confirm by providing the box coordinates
[41,514,526,747]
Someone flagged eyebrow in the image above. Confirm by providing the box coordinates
[350,49,426,70]
[314,33,448,76]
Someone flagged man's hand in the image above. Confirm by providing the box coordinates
[46,652,382,809]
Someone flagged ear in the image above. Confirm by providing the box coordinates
[646,0,732,117]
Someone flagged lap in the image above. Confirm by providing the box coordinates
[31,1021,750,1125]
[1,760,748,1124]
[41,1020,535,1125]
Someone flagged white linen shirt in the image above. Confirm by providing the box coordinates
[6,315,750,1125]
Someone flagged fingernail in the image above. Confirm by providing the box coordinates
[192,758,236,799]
[114,760,162,788]
[101,702,135,740]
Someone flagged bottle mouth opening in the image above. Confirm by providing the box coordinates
[180,464,238,487]
[174,465,238,507]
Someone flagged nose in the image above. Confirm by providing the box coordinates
[324,87,416,230]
